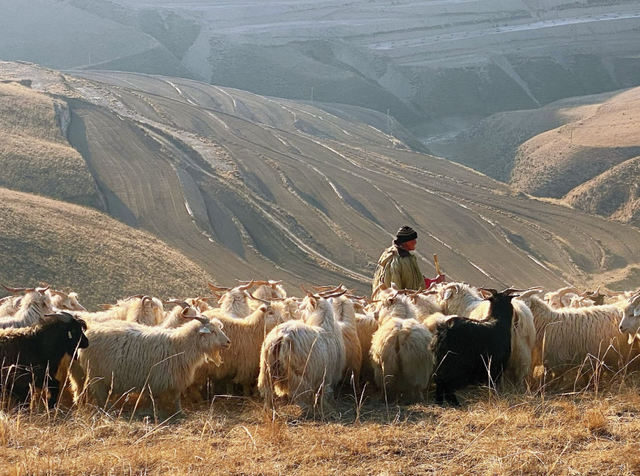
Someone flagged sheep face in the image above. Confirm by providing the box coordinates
[198,319,231,365]
[618,294,640,335]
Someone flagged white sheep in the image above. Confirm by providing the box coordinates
[191,300,279,397]
[71,317,230,415]
[0,288,53,329]
[436,282,536,387]
[519,289,635,379]
[370,316,434,402]
[331,294,363,390]
[258,292,345,413]
[77,295,164,326]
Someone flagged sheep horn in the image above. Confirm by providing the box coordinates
[237,279,255,291]
[1,284,29,294]
[246,291,270,305]
[163,299,189,308]
[207,283,231,292]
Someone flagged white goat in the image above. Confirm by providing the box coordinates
[370,316,434,402]
[207,281,254,319]
[331,294,363,389]
[519,289,635,378]
[71,317,230,415]
[0,288,53,329]
[77,295,164,326]
[258,292,345,412]
[191,301,279,397]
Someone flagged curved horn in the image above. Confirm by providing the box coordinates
[236,279,255,291]
[321,289,347,299]
[2,284,29,294]
[207,283,231,292]
[246,291,270,305]
[555,286,582,297]
[163,299,189,308]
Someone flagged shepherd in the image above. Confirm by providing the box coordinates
[371,225,445,299]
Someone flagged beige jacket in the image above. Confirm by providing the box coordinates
[371,244,424,298]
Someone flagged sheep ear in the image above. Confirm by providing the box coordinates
[478,289,493,299]
[634,306,640,317]
[199,325,212,334]
[443,289,453,301]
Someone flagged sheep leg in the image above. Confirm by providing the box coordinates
[46,380,61,409]
[435,382,460,406]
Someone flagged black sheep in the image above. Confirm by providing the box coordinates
[430,288,519,406]
[0,312,88,408]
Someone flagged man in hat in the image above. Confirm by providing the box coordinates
[371,225,445,299]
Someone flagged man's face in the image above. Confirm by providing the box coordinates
[402,239,417,251]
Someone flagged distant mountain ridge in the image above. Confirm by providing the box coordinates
[4,0,640,135]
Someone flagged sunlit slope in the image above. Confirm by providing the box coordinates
[64,70,640,292]
[429,86,640,229]
[0,80,99,207]
[511,88,640,198]
[0,188,214,310]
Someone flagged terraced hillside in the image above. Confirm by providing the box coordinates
[2,62,640,299]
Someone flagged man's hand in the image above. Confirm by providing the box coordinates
[424,274,446,288]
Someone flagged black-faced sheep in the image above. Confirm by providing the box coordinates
[430,288,520,406]
[0,312,88,408]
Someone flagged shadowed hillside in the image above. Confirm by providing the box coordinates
[2,62,640,299]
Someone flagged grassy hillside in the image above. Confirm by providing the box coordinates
[0,187,214,310]
[0,81,100,208]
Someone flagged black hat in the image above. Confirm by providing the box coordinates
[395,226,417,244]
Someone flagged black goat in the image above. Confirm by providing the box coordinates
[0,312,88,408]
[430,288,519,406]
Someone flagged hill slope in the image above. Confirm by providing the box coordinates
[0,187,214,310]
[429,86,640,228]
[3,62,640,297]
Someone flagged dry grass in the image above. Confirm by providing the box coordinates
[3,376,640,475]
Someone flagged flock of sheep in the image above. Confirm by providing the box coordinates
[1,279,640,416]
